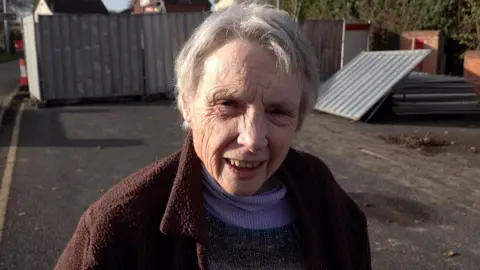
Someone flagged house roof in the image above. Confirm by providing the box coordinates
[136,0,210,6]
[44,0,109,14]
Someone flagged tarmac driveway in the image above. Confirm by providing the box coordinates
[0,99,478,269]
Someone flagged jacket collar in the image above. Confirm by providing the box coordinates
[159,131,206,240]
[159,132,327,269]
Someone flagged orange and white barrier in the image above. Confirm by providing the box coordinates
[19,58,29,89]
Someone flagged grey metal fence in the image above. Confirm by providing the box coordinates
[142,12,209,95]
[31,13,342,102]
[36,14,144,100]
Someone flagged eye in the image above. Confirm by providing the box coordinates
[269,109,286,115]
[267,106,292,117]
[219,99,238,107]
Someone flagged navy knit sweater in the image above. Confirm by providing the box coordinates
[202,167,304,269]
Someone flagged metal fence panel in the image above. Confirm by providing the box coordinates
[22,15,41,100]
[314,50,432,121]
[299,20,344,81]
[37,14,144,101]
[143,12,209,95]
[32,14,343,102]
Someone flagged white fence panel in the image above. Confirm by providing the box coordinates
[22,15,41,100]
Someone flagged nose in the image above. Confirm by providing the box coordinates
[237,111,268,152]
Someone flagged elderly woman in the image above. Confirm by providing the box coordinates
[56,2,371,270]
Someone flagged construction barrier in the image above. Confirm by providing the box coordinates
[19,58,29,90]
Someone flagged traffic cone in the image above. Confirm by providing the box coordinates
[19,58,29,90]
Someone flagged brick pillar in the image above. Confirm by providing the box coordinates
[464,50,480,94]
[400,31,445,75]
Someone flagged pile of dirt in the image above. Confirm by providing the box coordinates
[378,134,451,151]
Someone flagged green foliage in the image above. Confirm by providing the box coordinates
[275,0,479,51]
[0,52,18,63]
[456,0,480,50]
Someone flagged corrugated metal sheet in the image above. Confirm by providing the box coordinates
[36,14,144,101]
[314,50,431,120]
[22,15,41,100]
[143,12,209,95]
[298,20,343,81]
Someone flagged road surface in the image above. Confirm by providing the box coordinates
[0,99,478,269]
[0,61,18,97]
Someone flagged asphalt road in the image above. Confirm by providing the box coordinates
[0,100,185,269]
[0,61,18,97]
[295,113,480,270]
[0,99,478,269]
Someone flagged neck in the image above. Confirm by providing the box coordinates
[201,166,296,229]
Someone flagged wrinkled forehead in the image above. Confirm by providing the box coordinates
[204,40,278,78]
[200,40,301,102]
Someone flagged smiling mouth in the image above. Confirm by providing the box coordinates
[225,158,263,169]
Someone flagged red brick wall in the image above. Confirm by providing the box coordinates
[464,50,480,94]
[400,31,445,75]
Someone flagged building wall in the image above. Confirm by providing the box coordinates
[213,0,236,10]
[134,0,141,13]
[134,0,166,14]
[213,0,267,10]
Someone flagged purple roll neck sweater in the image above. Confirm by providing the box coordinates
[202,166,296,230]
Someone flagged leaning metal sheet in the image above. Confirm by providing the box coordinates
[314,50,431,121]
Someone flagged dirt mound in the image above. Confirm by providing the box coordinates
[378,134,451,150]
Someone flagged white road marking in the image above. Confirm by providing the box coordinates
[0,102,25,243]
[359,148,388,160]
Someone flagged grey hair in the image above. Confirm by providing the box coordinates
[174,1,319,131]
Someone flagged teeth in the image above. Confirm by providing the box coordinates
[227,159,261,168]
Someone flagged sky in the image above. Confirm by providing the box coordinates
[102,0,129,11]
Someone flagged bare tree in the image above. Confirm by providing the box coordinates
[289,0,304,21]
[274,0,304,21]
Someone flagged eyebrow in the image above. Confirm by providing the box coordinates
[209,87,253,102]
[208,87,298,111]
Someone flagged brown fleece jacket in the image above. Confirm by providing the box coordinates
[55,132,371,270]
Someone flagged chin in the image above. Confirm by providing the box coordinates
[224,180,264,196]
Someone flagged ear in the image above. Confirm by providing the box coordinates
[180,94,192,124]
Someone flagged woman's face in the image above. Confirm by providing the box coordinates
[184,39,302,196]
